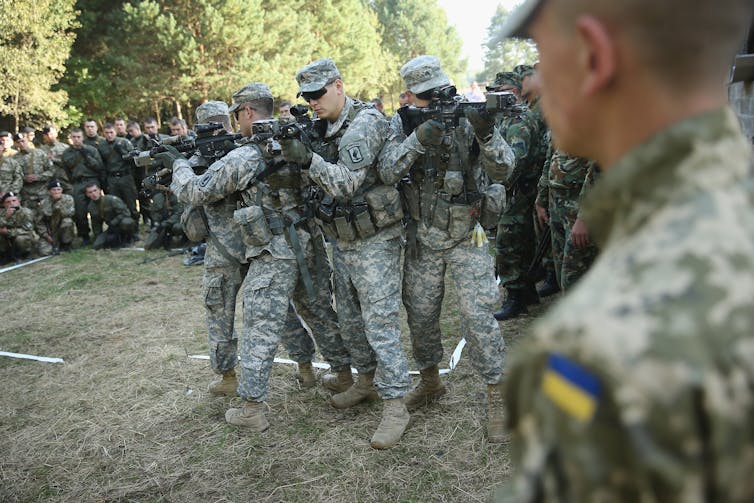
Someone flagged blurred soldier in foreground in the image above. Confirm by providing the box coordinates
[381,55,513,442]
[84,182,136,249]
[498,0,754,501]
[0,192,43,262]
[36,180,75,255]
[280,58,412,449]
[61,129,105,245]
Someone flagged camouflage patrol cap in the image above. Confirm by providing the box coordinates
[295,58,342,94]
[499,0,544,39]
[400,55,450,95]
[513,64,535,78]
[195,101,229,123]
[228,83,273,113]
[487,72,522,91]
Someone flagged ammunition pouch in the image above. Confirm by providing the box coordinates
[429,192,483,239]
[479,184,506,230]
[233,205,273,247]
[316,185,403,241]
[180,205,209,242]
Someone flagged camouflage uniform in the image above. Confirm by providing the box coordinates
[503,108,754,502]
[536,147,599,290]
[86,193,137,249]
[0,205,41,259]
[61,144,104,241]
[35,190,75,254]
[16,147,54,209]
[40,140,73,194]
[144,187,185,250]
[98,137,138,221]
[302,72,411,399]
[0,155,22,195]
[380,57,514,387]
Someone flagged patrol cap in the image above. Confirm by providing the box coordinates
[196,101,229,123]
[12,133,25,142]
[487,72,522,91]
[499,0,544,39]
[295,58,342,95]
[400,55,451,95]
[0,191,17,203]
[0,131,10,138]
[48,180,63,190]
[228,83,273,113]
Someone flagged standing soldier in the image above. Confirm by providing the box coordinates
[0,132,18,158]
[83,119,104,150]
[61,128,105,245]
[99,124,138,222]
[280,58,412,449]
[0,141,22,196]
[498,0,754,500]
[14,133,55,210]
[39,125,73,194]
[380,55,514,442]
[35,180,75,255]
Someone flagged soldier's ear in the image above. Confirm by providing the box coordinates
[575,14,616,98]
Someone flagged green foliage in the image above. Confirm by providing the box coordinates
[476,5,538,84]
[0,0,79,130]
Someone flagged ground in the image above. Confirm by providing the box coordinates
[0,246,554,502]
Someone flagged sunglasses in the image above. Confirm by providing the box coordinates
[301,87,329,103]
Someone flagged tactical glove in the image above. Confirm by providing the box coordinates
[464,108,494,141]
[280,138,312,166]
[415,119,444,147]
[153,145,183,169]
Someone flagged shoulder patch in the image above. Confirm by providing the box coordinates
[541,353,602,422]
[346,144,364,164]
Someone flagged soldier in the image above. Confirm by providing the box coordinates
[83,118,104,150]
[14,133,54,210]
[143,118,168,142]
[143,185,184,250]
[380,55,514,442]
[164,93,349,424]
[126,120,154,226]
[99,124,138,222]
[39,125,73,194]
[0,131,18,158]
[487,72,544,320]
[0,192,43,262]
[497,0,754,501]
[114,117,128,138]
[280,58,412,449]
[0,141,22,196]
[61,128,105,245]
[35,180,75,255]
[84,182,136,249]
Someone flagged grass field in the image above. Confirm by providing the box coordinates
[0,246,553,502]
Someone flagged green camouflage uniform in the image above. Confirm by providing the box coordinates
[536,146,599,290]
[16,147,54,209]
[35,192,75,254]
[61,144,104,240]
[0,205,41,258]
[86,194,136,249]
[0,155,22,195]
[40,140,73,194]
[502,108,754,502]
[98,137,138,221]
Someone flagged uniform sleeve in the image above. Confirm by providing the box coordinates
[470,120,515,182]
[61,194,75,218]
[308,110,388,199]
[9,158,24,193]
[36,151,55,182]
[536,140,554,208]
[88,201,103,236]
[376,113,426,185]
[504,119,534,184]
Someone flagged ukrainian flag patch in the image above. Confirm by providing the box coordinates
[542,353,602,422]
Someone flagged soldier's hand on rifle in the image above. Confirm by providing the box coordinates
[280,138,312,166]
[142,174,159,191]
[415,119,444,147]
[152,145,183,169]
[464,108,494,141]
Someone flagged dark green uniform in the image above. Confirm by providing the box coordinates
[97,137,138,221]
[61,145,104,241]
[87,194,136,249]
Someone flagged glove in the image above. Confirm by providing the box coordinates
[280,138,312,166]
[152,145,183,169]
[415,119,444,147]
[142,174,158,191]
[464,108,494,141]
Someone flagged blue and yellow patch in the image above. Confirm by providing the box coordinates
[541,353,602,422]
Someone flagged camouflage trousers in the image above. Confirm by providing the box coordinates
[549,197,598,291]
[0,231,38,257]
[20,187,45,210]
[38,217,74,256]
[331,237,410,399]
[237,243,350,402]
[106,174,138,221]
[496,185,538,290]
[404,240,505,384]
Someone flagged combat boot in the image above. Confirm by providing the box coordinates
[225,400,269,432]
[322,369,354,393]
[330,371,379,409]
[296,361,316,389]
[537,271,561,298]
[522,282,541,306]
[487,381,507,443]
[493,289,527,320]
[208,369,238,396]
[370,398,410,449]
[404,365,446,411]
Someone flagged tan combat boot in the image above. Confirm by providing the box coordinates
[322,369,354,393]
[329,371,379,409]
[296,361,316,389]
[370,397,410,449]
[225,401,269,432]
[487,381,507,443]
[404,365,446,411]
[208,369,238,397]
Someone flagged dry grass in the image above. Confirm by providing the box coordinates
[0,246,554,502]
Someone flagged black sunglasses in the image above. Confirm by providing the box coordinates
[301,87,329,103]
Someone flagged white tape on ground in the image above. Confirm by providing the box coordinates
[0,256,51,274]
[188,337,468,376]
[0,351,64,363]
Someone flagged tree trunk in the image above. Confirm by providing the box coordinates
[174,100,182,121]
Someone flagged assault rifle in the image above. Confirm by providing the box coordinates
[397,85,524,135]
[123,122,242,170]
